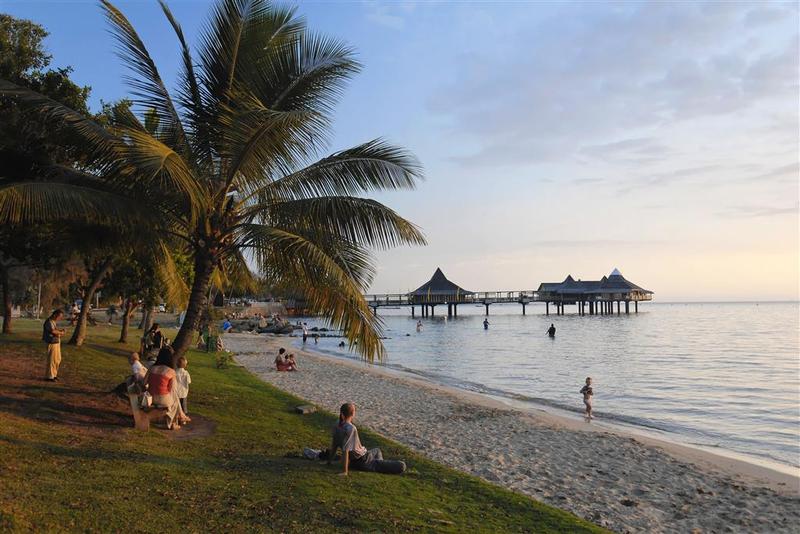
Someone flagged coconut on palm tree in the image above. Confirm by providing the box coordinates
[0,0,425,360]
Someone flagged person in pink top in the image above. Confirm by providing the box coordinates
[144,348,190,429]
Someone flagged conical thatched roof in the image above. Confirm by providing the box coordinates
[589,268,652,294]
[408,268,473,296]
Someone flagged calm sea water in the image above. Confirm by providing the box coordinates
[298,302,800,469]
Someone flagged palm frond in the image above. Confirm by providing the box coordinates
[239,224,385,360]
[115,127,207,221]
[158,0,209,164]
[243,196,426,251]
[0,182,143,226]
[237,139,423,202]
[101,0,188,154]
[0,80,120,166]
[153,241,190,308]
[222,103,322,186]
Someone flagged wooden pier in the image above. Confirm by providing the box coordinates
[363,268,653,317]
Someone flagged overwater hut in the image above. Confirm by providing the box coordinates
[536,268,652,316]
[407,268,473,317]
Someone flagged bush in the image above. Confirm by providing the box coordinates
[215,351,231,369]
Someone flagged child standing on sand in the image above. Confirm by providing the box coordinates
[175,357,192,415]
[580,377,593,419]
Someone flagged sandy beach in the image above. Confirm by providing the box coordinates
[225,333,800,533]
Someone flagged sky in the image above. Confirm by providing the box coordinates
[2,0,798,301]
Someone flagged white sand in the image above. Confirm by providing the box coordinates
[225,333,800,533]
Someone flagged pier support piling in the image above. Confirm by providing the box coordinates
[484,303,490,316]
[546,302,549,316]
[625,301,629,314]
[635,301,638,313]
[522,302,526,315]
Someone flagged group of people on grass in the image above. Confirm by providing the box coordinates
[129,347,192,430]
[41,307,588,476]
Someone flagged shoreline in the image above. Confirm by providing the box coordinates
[225,333,800,532]
[297,340,800,487]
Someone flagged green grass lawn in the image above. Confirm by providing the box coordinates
[0,319,605,533]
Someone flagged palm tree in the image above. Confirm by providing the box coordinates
[0,0,425,360]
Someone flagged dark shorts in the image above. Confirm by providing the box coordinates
[350,448,406,474]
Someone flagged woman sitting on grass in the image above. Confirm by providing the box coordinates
[144,348,191,429]
[328,403,406,475]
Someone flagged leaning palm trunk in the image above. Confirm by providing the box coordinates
[69,258,113,346]
[118,297,138,343]
[0,0,426,361]
[171,251,215,356]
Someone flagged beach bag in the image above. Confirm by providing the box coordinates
[140,391,153,409]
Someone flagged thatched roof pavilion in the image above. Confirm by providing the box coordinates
[536,268,652,315]
[408,268,473,304]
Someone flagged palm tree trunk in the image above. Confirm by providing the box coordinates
[171,251,215,358]
[1,267,11,335]
[118,298,138,343]
[68,258,113,346]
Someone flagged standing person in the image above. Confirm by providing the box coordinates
[416,320,423,333]
[328,403,406,475]
[42,309,66,382]
[547,323,556,338]
[143,323,164,360]
[106,304,117,325]
[302,322,309,344]
[580,377,594,419]
[483,318,489,330]
[174,357,192,415]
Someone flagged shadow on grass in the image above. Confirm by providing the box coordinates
[0,394,130,428]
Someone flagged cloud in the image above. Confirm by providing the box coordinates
[717,203,799,218]
[429,1,799,170]
[743,162,800,182]
[528,239,668,248]
[362,1,416,30]
[578,137,674,164]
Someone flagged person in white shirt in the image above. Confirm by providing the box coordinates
[174,356,192,415]
[129,352,147,380]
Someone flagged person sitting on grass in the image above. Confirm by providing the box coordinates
[144,348,191,429]
[328,402,406,476]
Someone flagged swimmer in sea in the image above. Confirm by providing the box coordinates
[547,323,556,337]
[483,318,489,330]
